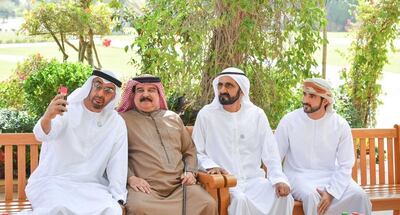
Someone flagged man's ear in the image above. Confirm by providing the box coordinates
[322,97,329,108]
[323,97,329,105]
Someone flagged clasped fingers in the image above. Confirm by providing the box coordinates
[275,182,290,197]
[181,172,196,185]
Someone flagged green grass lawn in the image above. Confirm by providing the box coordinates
[0,39,138,81]
[0,59,17,80]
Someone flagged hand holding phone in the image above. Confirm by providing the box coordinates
[58,86,68,108]
[58,86,68,95]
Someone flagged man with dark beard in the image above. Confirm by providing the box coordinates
[117,74,217,215]
[192,67,294,215]
[275,78,372,215]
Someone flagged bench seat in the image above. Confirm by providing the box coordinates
[0,200,32,213]
[363,184,400,211]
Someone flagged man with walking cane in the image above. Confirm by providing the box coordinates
[118,74,217,215]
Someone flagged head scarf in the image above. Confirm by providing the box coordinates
[117,74,168,113]
[66,69,122,128]
[303,78,335,113]
[67,69,122,111]
[207,67,253,110]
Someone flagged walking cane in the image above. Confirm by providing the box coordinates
[182,160,187,215]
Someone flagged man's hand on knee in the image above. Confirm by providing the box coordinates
[317,188,333,215]
[128,176,151,194]
[274,182,290,197]
[206,167,228,175]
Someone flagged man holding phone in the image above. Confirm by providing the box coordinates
[25,69,128,215]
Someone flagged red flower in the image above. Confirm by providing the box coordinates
[103,39,111,47]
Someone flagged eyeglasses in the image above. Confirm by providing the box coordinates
[92,81,115,94]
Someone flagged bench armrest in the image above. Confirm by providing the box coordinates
[197,172,237,215]
[197,172,237,189]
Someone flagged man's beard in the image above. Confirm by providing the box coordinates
[303,99,323,113]
[92,96,105,110]
[218,89,241,105]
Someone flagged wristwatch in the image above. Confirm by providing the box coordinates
[118,199,125,206]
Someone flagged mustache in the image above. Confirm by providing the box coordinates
[140,96,153,102]
[219,93,230,97]
[94,96,104,101]
[302,103,311,107]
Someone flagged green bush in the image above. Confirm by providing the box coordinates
[0,109,36,133]
[334,84,363,128]
[0,54,48,110]
[23,61,92,117]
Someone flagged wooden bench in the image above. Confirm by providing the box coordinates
[0,130,236,215]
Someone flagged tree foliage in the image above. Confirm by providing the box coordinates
[341,0,400,127]
[120,0,326,127]
[20,0,113,68]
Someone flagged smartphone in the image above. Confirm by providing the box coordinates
[58,86,68,107]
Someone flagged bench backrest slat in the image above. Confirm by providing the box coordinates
[387,137,394,185]
[30,144,39,173]
[378,138,385,185]
[17,145,27,200]
[4,145,13,201]
[395,124,400,184]
[359,138,367,185]
[368,137,376,185]
[352,140,357,181]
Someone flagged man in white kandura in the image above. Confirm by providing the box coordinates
[275,78,372,215]
[25,69,128,215]
[192,67,294,215]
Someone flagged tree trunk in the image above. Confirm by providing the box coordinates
[322,22,327,78]
[199,0,246,106]
[90,30,102,69]
[44,22,68,61]
[86,30,94,66]
[321,0,328,79]
[78,35,86,62]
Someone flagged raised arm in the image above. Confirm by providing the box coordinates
[34,94,68,141]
